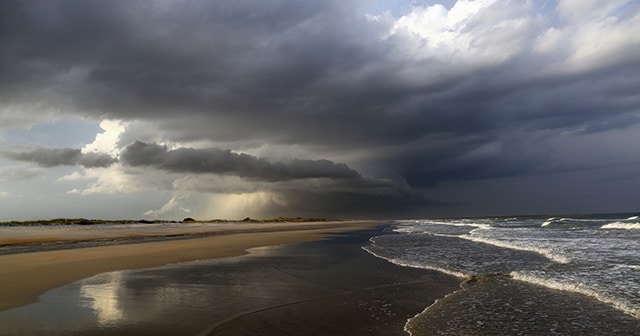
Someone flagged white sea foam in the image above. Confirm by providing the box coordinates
[541,217,562,226]
[511,271,640,319]
[396,219,488,228]
[361,244,467,278]
[403,286,466,336]
[542,217,614,228]
[369,217,640,329]
[393,220,490,237]
[627,216,639,220]
[601,222,640,230]
[541,216,572,223]
[460,233,571,264]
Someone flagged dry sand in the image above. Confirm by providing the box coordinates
[0,221,382,311]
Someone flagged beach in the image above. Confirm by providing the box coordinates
[0,222,462,335]
[0,221,382,311]
[4,218,637,335]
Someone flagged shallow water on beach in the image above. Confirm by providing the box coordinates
[0,227,459,336]
[407,275,640,335]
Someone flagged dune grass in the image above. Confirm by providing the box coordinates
[0,217,345,226]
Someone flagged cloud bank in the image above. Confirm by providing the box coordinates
[120,141,360,181]
[2,146,118,168]
[1,0,639,218]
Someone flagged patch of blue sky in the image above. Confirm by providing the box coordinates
[360,0,456,17]
[1,117,101,148]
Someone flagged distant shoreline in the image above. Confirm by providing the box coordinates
[0,220,359,248]
[0,216,347,226]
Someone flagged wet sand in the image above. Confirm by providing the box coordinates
[407,274,640,335]
[0,221,382,311]
[0,225,462,335]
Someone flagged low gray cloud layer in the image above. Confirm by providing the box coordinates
[1,0,639,218]
[2,146,117,168]
[120,141,360,181]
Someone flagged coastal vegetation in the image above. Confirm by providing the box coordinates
[0,218,178,226]
[0,217,344,226]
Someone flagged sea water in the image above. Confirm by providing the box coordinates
[364,213,640,334]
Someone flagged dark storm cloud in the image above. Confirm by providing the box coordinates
[120,141,359,181]
[78,152,121,168]
[2,146,117,168]
[0,0,392,142]
[2,147,79,167]
[1,0,639,216]
[118,141,428,216]
[247,188,447,219]
[4,0,634,146]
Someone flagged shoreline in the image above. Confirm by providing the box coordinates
[0,220,368,249]
[0,220,383,311]
[2,218,638,335]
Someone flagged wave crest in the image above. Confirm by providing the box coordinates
[601,222,640,230]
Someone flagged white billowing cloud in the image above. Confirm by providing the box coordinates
[0,191,9,198]
[82,120,126,155]
[392,3,449,39]
[565,9,640,72]
[390,0,537,66]
[60,167,140,196]
[556,0,630,22]
[57,170,87,182]
[537,0,640,73]
[143,192,192,218]
[390,0,640,78]
[77,166,142,195]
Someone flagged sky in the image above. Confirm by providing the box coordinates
[1,0,639,221]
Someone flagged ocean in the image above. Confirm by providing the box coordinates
[364,213,640,335]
